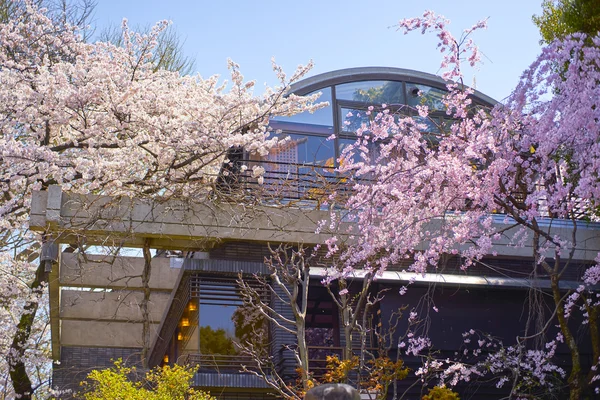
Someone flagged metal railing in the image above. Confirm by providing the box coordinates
[177,346,382,376]
[177,353,259,373]
[219,159,351,203]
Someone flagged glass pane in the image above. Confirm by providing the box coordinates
[340,107,406,134]
[266,133,335,167]
[198,282,268,357]
[336,80,404,105]
[271,87,333,127]
[340,107,373,133]
[413,115,441,133]
[338,137,361,166]
[406,83,447,111]
[441,118,456,134]
[259,133,336,197]
[306,327,335,347]
[338,136,385,172]
[199,303,238,355]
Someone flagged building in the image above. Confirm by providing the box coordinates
[29,67,599,399]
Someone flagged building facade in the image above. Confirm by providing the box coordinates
[30,68,599,399]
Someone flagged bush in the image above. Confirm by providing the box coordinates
[78,359,215,400]
[422,386,460,400]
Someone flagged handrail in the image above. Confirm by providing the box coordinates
[177,353,259,371]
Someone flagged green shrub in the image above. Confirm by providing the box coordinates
[422,386,460,400]
[78,359,215,400]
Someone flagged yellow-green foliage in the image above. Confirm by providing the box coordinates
[422,386,460,400]
[533,0,600,44]
[78,359,215,400]
[366,356,409,394]
[321,355,359,383]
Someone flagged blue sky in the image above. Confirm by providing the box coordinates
[92,0,543,102]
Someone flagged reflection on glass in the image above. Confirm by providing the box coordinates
[338,137,362,166]
[336,81,404,105]
[199,304,238,355]
[413,115,440,133]
[198,282,268,359]
[340,107,407,135]
[307,327,337,361]
[265,133,336,196]
[305,288,338,362]
[231,302,268,353]
[441,118,456,134]
[340,107,372,133]
[271,87,333,127]
[263,133,335,175]
[406,83,447,111]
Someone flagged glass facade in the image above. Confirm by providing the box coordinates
[257,73,493,199]
[336,80,405,105]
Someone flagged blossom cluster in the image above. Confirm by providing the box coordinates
[0,3,321,397]
[323,10,600,397]
[416,330,565,396]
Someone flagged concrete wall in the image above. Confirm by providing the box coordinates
[60,290,170,322]
[60,320,161,348]
[60,253,180,289]
[56,252,181,350]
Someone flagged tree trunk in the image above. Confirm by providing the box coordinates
[8,260,47,400]
[141,242,152,369]
[551,275,582,399]
[296,259,310,391]
[296,322,310,391]
[587,304,600,389]
[587,305,600,363]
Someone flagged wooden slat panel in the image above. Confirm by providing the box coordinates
[60,320,160,348]
[60,290,170,323]
[192,372,271,389]
[60,253,181,289]
[184,259,268,277]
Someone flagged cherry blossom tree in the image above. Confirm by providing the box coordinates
[329,11,600,399]
[0,3,320,398]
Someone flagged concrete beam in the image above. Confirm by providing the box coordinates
[60,253,181,290]
[30,187,337,249]
[60,320,160,348]
[60,290,170,323]
[30,186,600,261]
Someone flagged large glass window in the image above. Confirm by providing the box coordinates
[252,132,336,197]
[252,75,459,200]
[336,81,405,105]
[406,83,447,111]
[271,87,334,128]
[413,115,441,133]
[305,285,339,364]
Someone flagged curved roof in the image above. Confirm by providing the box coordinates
[290,66,497,107]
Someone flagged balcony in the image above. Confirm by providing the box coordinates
[177,353,260,373]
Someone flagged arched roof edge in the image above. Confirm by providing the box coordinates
[290,66,498,106]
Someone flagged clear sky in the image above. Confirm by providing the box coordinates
[91,0,543,103]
